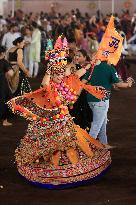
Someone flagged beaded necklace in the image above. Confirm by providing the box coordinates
[54,81,77,109]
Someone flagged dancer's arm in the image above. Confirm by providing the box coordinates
[41,66,51,87]
[65,64,72,76]
[82,79,88,84]
[41,73,50,87]
[115,78,133,88]
[75,64,91,78]
[17,49,31,77]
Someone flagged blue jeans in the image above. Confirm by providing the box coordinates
[88,100,109,144]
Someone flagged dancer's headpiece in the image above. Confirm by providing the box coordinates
[45,36,69,74]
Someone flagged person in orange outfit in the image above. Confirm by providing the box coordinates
[8,37,111,189]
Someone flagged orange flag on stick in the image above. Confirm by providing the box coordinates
[95,16,123,65]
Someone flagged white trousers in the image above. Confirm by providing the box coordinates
[29,60,39,77]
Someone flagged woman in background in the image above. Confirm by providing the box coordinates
[8,37,31,96]
[0,46,13,126]
[69,49,93,131]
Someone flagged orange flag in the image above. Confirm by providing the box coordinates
[95,16,123,65]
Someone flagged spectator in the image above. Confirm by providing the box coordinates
[0,46,13,126]
[24,26,32,69]
[7,37,31,96]
[82,61,133,148]
[2,24,21,50]
[29,21,41,77]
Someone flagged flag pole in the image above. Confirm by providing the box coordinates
[112,0,115,14]
[98,0,101,11]
[11,0,15,17]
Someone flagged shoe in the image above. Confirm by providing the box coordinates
[103,144,116,150]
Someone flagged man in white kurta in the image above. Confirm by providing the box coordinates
[2,24,21,50]
[29,22,41,77]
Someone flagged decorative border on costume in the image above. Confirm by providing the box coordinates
[17,156,111,189]
[19,162,111,189]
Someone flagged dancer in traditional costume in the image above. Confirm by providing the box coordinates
[8,37,111,189]
[8,37,31,96]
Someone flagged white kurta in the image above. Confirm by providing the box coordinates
[29,29,41,62]
[24,36,32,68]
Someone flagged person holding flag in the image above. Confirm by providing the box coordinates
[82,16,134,149]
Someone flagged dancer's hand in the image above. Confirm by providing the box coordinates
[127,77,135,83]
[84,63,91,70]
[127,77,135,87]
[26,71,32,78]
[126,77,133,87]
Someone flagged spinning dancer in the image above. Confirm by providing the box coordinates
[8,37,111,189]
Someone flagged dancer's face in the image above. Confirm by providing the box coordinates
[53,73,65,84]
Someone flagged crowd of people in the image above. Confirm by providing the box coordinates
[0,8,135,188]
[0,8,135,123]
[1,8,136,54]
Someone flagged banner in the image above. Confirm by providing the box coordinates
[16,0,22,9]
[96,16,123,65]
